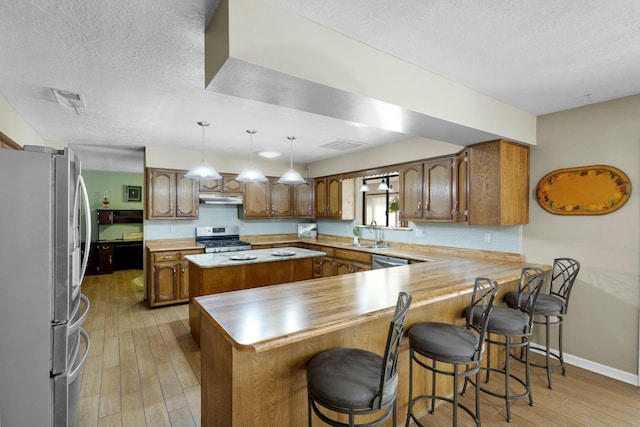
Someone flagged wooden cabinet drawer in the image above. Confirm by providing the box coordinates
[152,251,180,263]
[334,248,371,264]
[307,244,334,257]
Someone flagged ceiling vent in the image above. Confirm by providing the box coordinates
[318,139,367,151]
[52,88,85,114]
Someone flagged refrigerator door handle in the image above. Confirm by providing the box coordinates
[76,175,91,283]
[68,328,90,383]
[69,294,90,331]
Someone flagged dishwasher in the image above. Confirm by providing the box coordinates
[371,254,409,269]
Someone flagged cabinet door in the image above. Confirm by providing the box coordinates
[148,169,176,218]
[243,181,270,218]
[313,256,336,278]
[314,178,327,217]
[424,157,454,221]
[97,210,114,225]
[152,262,179,304]
[199,177,222,193]
[178,261,189,300]
[326,176,342,218]
[97,243,114,274]
[399,163,423,220]
[270,179,293,217]
[293,179,314,218]
[222,175,245,194]
[176,172,198,218]
[454,149,469,223]
[341,178,355,220]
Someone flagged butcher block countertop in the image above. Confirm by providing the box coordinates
[184,247,325,268]
[195,254,548,353]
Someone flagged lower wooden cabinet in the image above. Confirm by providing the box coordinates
[147,248,203,307]
[334,248,371,275]
[97,243,114,275]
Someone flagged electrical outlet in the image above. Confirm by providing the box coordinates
[415,229,426,238]
[170,225,176,234]
[483,232,492,243]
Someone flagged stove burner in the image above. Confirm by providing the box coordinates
[195,225,252,253]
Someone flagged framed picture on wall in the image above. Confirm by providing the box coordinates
[124,185,142,202]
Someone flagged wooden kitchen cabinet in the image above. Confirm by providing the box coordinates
[199,173,245,194]
[146,168,198,220]
[400,157,454,222]
[270,178,293,218]
[466,139,529,226]
[147,248,203,307]
[454,149,469,223]
[241,179,293,218]
[97,242,114,275]
[314,176,342,218]
[293,179,314,218]
[334,248,371,275]
[423,157,454,221]
[306,244,335,278]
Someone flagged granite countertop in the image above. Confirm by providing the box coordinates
[185,246,326,268]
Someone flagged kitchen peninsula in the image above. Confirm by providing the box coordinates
[194,251,551,427]
[186,246,326,345]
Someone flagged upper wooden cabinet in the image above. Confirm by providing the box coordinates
[466,139,529,226]
[314,176,342,218]
[147,168,198,220]
[399,140,529,226]
[400,157,454,222]
[199,173,245,194]
[423,157,454,221]
[293,179,314,218]
[241,178,293,218]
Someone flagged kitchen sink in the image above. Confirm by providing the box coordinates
[341,243,389,249]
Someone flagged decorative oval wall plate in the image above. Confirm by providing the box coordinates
[537,165,631,215]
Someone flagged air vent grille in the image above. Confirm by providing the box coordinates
[318,139,367,151]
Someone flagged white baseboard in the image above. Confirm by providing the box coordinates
[530,347,639,386]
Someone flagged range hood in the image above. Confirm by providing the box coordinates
[198,193,244,205]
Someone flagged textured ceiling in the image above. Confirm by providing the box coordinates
[1,0,639,169]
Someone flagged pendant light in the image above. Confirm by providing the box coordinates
[278,136,306,184]
[236,129,267,182]
[359,182,370,192]
[185,121,221,180]
[377,179,389,191]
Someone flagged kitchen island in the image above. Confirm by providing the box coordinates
[186,246,326,345]
[194,253,551,427]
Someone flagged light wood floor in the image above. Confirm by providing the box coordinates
[79,270,640,427]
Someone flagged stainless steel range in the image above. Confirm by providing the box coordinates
[196,226,252,253]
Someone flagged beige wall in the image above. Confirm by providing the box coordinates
[524,94,640,378]
[0,96,46,147]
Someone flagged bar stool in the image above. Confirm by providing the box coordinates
[505,258,580,389]
[306,292,412,427]
[405,278,497,427]
[462,267,545,422]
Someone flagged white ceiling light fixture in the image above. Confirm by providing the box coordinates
[185,121,222,180]
[359,183,370,192]
[236,129,267,182]
[258,150,282,159]
[278,136,306,185]
[377,180,389,191]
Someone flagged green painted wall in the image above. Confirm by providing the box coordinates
[82,170,144,241]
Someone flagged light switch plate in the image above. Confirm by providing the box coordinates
[483,232,492,243]
[415,229,426,238]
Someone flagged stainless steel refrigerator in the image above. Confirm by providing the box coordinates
[0,146,91,427]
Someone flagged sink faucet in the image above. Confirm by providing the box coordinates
[370,220,380,245]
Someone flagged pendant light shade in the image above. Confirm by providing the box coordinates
[237,129,267,182]
[278,136,306,184]
[359,183,370,192]
[377,180,389,191]
[185,121,221,180]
